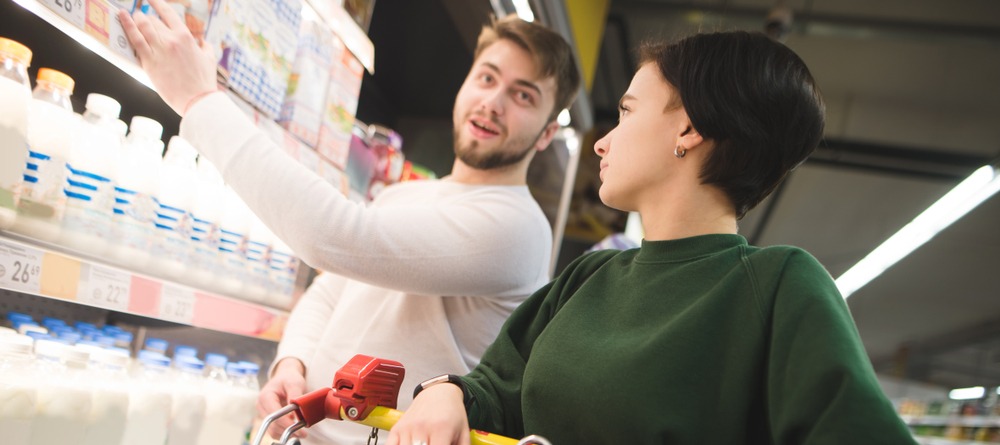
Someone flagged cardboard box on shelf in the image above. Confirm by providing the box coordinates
[315,33,363,168]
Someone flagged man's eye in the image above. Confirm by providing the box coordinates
[515,91,534,105]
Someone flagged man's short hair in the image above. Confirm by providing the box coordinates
[475,15,581,121]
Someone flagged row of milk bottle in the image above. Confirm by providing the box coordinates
[0,37,297,309]
[0,315,261,445]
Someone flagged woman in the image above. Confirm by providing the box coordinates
[388,31,916,445]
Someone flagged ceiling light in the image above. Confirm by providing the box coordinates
[836,163,1000,298]
[511,0,535,22]
[949,386,985,400]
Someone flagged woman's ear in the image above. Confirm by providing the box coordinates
[677,125,705,153]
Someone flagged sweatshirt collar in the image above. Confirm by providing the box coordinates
[635,234,747,263]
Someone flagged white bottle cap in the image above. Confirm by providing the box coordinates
[165,136,199,165]
[114,119,128,137]
[88,347,130,368]
[85,93,122,119]
[0,334,33,356]
[196,156,223,183]
[129,116,164,140]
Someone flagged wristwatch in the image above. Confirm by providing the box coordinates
[413,374,473,406]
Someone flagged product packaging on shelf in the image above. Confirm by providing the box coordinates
[315,32,364,168]
[60,93,123,256]
[0,37,32,230]
[11,67,76,241]
[204,0,302,118]
[279,18,334,148]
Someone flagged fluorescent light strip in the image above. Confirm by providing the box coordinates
[949,386,985,400]
[512,0,535,22]
[836,164,1000,298]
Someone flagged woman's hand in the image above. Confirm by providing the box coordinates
[388,383,470,445]
[117,0,217,116]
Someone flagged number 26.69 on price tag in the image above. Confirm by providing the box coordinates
[0,240,44,295]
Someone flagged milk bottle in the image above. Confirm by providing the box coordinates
[216,187,251,296]
[236,362,262,445]
[152,136,198,278]
[190,157,226,290]
[268,236,299,309]
[60,93,123,255]
[81,347,130,445]
[244,215,273,303]
[167,355,207,445]
[110,116,164,269]
[0,334,36,445]
[0,37,32,229]
[29,339,93,445]
[120,351,173,445]
[11,68,77,240]
[197,353,243,445]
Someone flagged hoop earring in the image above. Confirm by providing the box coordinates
[674,145,687,158]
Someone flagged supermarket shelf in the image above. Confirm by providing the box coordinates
[0,232,288,341]
[914,435,996,445]
[904,415,1000,428]
[10,0,154,89]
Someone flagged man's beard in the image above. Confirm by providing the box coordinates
[453,122,543,170]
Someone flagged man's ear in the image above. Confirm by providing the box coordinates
[534,121,562,152]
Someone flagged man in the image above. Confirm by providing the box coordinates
[118,2,580,443]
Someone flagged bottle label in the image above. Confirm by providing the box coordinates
[62,163,114,238]
[19,150,68,220]
[113,186,157,250]
[152,200,192,263]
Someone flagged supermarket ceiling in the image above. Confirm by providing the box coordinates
[364,0,1000,390]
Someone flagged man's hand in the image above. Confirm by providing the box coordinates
[116,0,217,116]
[387,383,470,445]
[257,358,309,439]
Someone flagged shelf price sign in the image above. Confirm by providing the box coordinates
[160,284,196,324]
[77,264,131,312]
[39,0,86,28]
[0,240,43,295]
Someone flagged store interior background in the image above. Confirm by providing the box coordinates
[2,0,999,402]
[353,0,1000,399]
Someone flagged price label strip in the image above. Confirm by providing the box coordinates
[0,240,44,295]
[77,263,131,312]
[160,284,197,324]
[38,0,87,29]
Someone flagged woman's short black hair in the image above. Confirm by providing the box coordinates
[641,31,825,219]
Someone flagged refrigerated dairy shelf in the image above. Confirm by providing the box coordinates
[914,436,997,445]
[0,232,288,340]
[904,416,1000,428]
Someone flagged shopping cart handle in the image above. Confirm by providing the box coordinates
[255,354,550,445]
[289,354,405,426]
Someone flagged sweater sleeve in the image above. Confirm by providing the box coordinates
[461,250,618,437]
[270,272,349,376]
[764,250,916,445]
[180,93,550,298]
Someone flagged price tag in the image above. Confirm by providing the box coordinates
[160,284,196,324]
[39,0,87,29]
[77,264,131,312]
[0,240,44,295]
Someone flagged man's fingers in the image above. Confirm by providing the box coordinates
[145,0,186,30]
[118,10,152,61]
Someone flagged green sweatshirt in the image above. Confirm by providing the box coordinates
[461,234,915,444]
